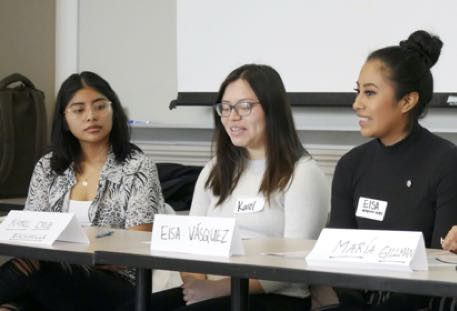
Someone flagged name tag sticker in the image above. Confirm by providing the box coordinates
[0,210,89,245]
[151,215,244,257]
[234,197,264,213]
[306,228,427,271]
[356,197,387,221]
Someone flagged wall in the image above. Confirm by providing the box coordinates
[0,0,56,128]
[78,0,179,124]
[75,1,457,133]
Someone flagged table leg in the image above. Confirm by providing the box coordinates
[231,277,249,311]
[135,268,152,311]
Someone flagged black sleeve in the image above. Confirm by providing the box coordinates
[430,147,457,249]
[328,155,358,229]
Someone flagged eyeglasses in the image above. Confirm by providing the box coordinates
[65,100,112,120]
[214,101,259,117]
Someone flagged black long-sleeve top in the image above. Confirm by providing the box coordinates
[329,123,457,249]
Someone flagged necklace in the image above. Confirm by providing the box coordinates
[77,160,105,188]
[77,174,89,187]
[80,178,88,187]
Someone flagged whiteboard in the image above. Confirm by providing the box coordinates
[178,0,457,93]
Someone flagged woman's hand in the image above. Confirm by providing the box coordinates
[181,278,230,305]
[442,225,457,252]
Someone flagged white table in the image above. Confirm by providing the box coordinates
[96,236,457,311]
[2,229,456,311]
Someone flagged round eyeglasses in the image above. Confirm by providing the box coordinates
[65,100,112,120]
[214,101,259,117]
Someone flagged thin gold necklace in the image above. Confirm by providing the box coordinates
[77,172,89,187]
[80,178,89,187]
[78,159,105,188]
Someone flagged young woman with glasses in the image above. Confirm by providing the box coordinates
[329,30,457,311]
[119,64,329,311]
[0,71,168,311]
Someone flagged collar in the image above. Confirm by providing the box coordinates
[100,150,122,184]
[376,121,422,153]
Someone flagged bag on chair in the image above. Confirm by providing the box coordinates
[0,73,47,198]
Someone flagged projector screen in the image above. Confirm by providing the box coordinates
[177,0,457,104]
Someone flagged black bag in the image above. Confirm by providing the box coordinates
[0,73,47,198]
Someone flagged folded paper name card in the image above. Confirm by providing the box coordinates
[0,210,89,245]
[151,214,244,257]
[306,228,427,271]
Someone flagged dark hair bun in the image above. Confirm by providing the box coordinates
[399,30,443,68]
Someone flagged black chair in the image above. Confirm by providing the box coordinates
[156,163,202,212]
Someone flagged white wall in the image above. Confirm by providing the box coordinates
[55,0,79,95]
[78,0,189,125]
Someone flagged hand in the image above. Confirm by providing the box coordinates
[181,278,230,305]
[442,225,457,252]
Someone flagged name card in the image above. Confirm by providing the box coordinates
[306,228,427,271]
[151,215,244,257]
[0,211,89,245]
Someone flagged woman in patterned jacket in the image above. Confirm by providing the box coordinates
[0,71,167,311]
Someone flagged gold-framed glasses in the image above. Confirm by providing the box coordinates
[214,101,259,117]
[65,100,112,120]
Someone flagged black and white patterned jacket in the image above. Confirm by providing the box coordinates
[25,149,167,228]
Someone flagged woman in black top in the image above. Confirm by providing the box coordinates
[329,30,457,310]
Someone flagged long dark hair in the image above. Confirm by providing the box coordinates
[367,30,443,121]
[206,64,307,205]
[50,71,140,174]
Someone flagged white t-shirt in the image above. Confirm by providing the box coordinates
[190,156,330,298]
